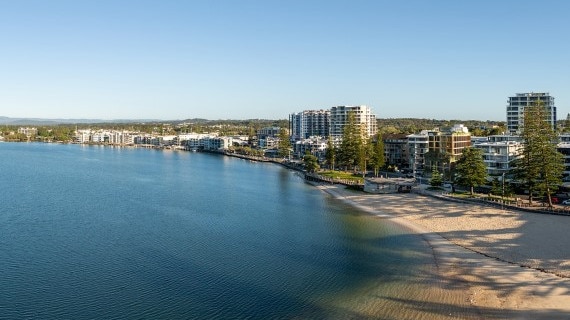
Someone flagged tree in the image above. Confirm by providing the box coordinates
[358,130,374,177]
[512,101,564,206]
[338,112,362,171]
[248,126,257,148]
[424,150,451,179]
[303,152,319,173]
[490,177,502,196]
[429,167,443,187]
[325,136,336,170]
[371,134,385,177]
[455,147,487,195]
[277,128,291,158]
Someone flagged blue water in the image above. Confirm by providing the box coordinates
[0,143,448,319]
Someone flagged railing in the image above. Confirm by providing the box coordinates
[432,192,570,216]
[303,172,363,186]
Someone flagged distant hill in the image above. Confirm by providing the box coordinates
[0,117,163,126]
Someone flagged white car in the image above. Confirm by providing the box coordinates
[562,199,570,205]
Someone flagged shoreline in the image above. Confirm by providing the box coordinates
[312,182,570,318]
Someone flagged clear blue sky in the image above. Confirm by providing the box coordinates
[1,0,569,121]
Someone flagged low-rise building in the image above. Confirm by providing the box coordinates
[364,177,415,194]
[18,127,38,137]
[74,130,92,143]
[473,135,523,177]
[293,136,327,159]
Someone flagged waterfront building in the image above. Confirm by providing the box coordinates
[91,131,110,143]
[179,133,214,150]
[407,131,430,177]
[330,105,377,140]
[289,110,330,141]
[112,131,135,145]
[473,135,523,177]
[364,177,415,194]
[133,134,160,146]
[17,127,38,137]
[230,135,250,147]
[507,92,556,134]
[74,129,92,144]
[293,136,327,159]
[427,124,471,177]
[257,127,282,150]
[383,134,409,171]
[203,136,233,151]
[258,136,280,149]
[161,135,178,146]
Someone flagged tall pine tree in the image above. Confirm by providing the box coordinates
[277,127,291,158]
[512,101,564,206]
[338,111,362,171]
[371,133,385,177]
[325,136,336,170]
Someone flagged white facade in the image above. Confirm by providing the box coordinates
[407,131,430,177]
[258,136,280,149]
[330,105,377,139]
[293,136,327,158]
[75,130,92,143]
[203,136,233,151]
[181,134,213,150]
[473,136,523,177]
[18,127,38,136]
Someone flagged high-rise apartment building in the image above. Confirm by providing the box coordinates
[507,92,556,134]
[289,110,330,141]
[329,105,377,139]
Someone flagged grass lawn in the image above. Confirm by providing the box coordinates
[319,170,364,183]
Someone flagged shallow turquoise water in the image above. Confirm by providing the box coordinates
[0,143,445,319]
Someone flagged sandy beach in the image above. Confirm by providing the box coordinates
[315,183,570,319]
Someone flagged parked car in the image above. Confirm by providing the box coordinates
[562,199,570,205]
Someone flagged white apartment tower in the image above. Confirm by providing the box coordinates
[507,92,556,134]
[289,110,330,141]
[330,105,377,139]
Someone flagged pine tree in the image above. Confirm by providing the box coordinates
[371,133,385,177]
[358,127,374,177]
[455,147,487,195]
[430,167,443,187]
[338,112,362,171]
[512,101,564,206]
[277,127,291,158]
[325,136,336,170]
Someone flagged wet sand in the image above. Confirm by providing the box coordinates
[315,184,570,319]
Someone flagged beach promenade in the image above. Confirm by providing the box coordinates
[316,184,570,319]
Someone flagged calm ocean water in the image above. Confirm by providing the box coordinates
[0,143,458,319]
